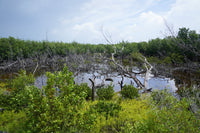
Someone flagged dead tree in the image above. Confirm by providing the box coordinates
[0,61,18,70]
[109,50,153,92]
[101,28,153,92]
[89,74,113,101]
[118,75,124,91]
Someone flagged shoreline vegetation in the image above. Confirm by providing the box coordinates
[0,27,200,132]
[0,66,199,132]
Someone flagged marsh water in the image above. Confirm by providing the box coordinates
[1,64,200,93]
[34,71,177,92]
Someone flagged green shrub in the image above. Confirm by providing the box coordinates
[147,56,162,64]
[177,86,200,117]
[0,110,26,133]
[24,66,89,132]
[170,53,184,64]
[163,56,172,64]
[95,98,150,133]
[8,70,35,91]
[90,100,121,119]
[121,85,139,99]
[96,85,114,100]
[150,89,178,109]
[0,71,37,111]
[78,83,92,100]
[135,96,200,132]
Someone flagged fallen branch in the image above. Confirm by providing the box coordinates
[33,62,39,75]
[0,61,18,70]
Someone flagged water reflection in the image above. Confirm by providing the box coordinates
[34,71,177,93]
[1,65,199,93]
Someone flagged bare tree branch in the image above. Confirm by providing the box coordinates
[89,74,113,101]
[0,61,18,70]
[101,26,113,44]
[33,62,39,75]
[164,21,200,57]
[100,27,154,92]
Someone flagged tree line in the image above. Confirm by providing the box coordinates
[1,27,199,64]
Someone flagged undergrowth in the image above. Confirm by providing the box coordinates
[0,67,199,132]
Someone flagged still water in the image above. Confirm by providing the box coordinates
[34,71,177,93]
[1,64,199,93]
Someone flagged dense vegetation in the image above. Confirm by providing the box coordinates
[0,27,199,64]
[0,66,199,132]
[0,27,200,132]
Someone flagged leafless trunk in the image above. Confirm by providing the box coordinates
[89,77,95,101]
[89,74,113,101]
[139,55,153,91]
[118,75,124,90]
[109,51,153,91]
[101,27,153,92]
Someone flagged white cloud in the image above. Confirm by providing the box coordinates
[49,0,200,43]
[120,11,164,41]
[50,0,163,43]
[165,0,200,31]
[2,0,200,43]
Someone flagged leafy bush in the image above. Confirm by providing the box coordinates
[150,89,178,109]
[8,70,35,91]
[1,66,200,132]
[95,98,150,132]
[96,85,114,100]
[90,100,121,119]
[75,83,92,100]
[134,94,200,132]
[177,86,200,105]
[24,66,90,132]
[163,56,172,64]
[177,86,200,117]
[0,71,37,111]
[170,53,184,64]
[0,110,26,133]
[121,85,139,99]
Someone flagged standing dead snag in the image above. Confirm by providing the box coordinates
[89,77,95,101]
[139,55,153,92]
[108,46,153,92]
[101,27,153,92]
[118,75,124,91]
[89,74,113,101]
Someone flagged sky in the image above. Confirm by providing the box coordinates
[0,0,200,44]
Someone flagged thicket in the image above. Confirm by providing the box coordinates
[96,84,115,100]
[0,67,199,132]
[1,27,199,64]
[121,84,139,99]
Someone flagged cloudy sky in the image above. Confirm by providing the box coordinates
[0,0,200,44]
